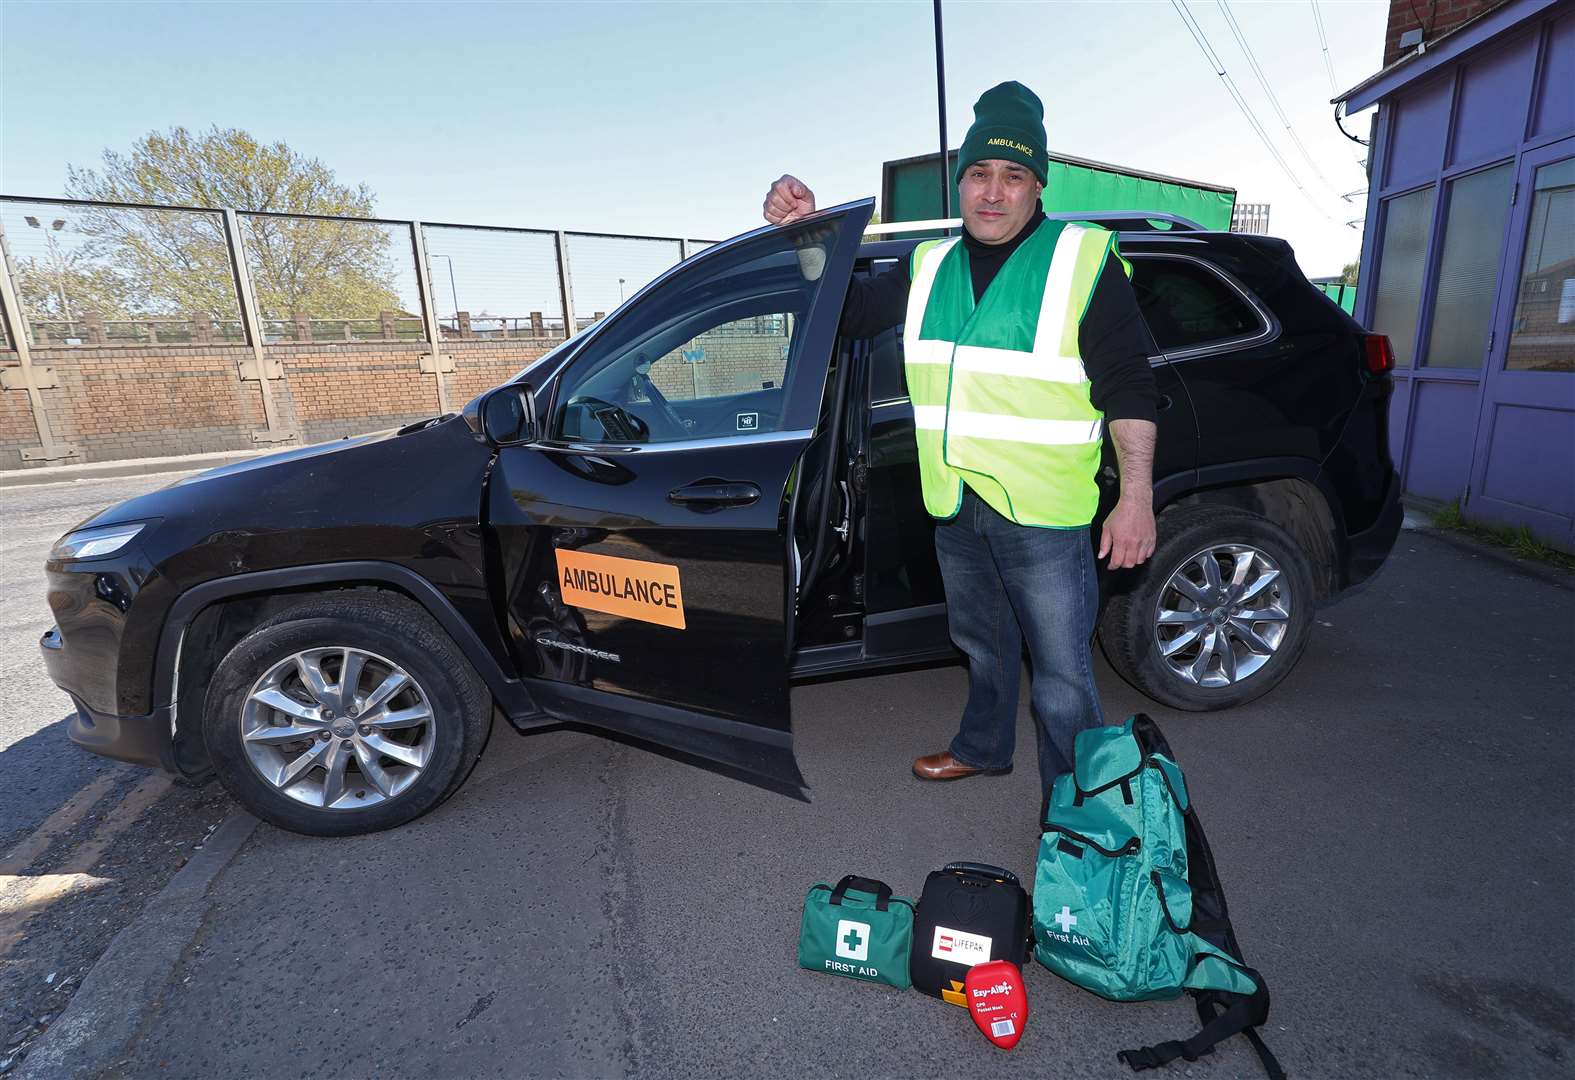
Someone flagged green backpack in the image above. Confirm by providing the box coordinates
[1033,715,1285,1078]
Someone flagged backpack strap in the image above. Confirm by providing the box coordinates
[1128,712,1175,760]
[1116,967,1285,1080]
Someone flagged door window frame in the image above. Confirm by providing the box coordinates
[535,211,870,454]
[1126,252,1279,361]
[1498,151,1575,375]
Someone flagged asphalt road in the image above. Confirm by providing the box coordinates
[4,473,1573,1079]
[1,473,231,843]
[1,473,233,1071]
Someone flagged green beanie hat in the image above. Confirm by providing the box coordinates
[955,81,1048,186]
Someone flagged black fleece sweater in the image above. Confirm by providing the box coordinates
[839,209,1160,423]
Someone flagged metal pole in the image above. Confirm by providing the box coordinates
[431,253,460,318]
[409,221,454,413]
[45,232,73,320]
[223,209,295,444]
[0,218,76,462]
[933,0,950,223]
[555,231,577,337]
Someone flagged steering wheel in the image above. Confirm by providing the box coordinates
[632,370,690,437]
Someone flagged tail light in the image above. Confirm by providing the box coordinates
[1361,333,1395,374]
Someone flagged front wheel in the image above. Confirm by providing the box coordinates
[1098,505,1316,711]
[202,591,492,836]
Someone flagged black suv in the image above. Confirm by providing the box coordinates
[41,200,1401,836]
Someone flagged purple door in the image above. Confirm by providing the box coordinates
[1466,138,1575,549]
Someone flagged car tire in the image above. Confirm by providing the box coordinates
[1098,505,1316,712]
[202,590,492,836]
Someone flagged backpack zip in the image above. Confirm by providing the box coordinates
[1041,824,1141,859]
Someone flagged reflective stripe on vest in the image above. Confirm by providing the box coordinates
[902,220,1114,527]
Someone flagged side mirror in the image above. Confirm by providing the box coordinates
[477,383,538,446]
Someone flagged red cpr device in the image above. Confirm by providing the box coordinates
[965,959,1028,1050]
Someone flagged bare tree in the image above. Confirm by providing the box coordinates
[65,126,403,321]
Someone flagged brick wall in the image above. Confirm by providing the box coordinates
[0,338,558,470]
[0,330,807,469]
[1384,0,1510,67]
[648,334,789,401]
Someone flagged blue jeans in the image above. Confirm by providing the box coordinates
[933,487,1104,795]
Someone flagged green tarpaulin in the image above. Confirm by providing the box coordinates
[883,151,1236,232]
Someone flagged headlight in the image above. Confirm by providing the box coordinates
[50,522,146,561]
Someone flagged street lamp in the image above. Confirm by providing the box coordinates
[429,253,460,324]
[618,277,626,302]
[24,216,72,319]
[933,0,950,223]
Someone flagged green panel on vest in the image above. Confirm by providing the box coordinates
[917,220,1067,351]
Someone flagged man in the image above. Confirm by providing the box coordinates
[762,81,1159,797]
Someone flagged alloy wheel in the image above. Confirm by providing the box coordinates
[1152,544,1292,689]
[239,646,436,810]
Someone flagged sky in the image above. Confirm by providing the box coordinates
[1,0,1389,302]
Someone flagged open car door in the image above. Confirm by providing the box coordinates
[486,200,874,795]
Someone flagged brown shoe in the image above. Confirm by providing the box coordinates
[912,751,1012,782]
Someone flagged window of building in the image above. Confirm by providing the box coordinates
[1506,156,1575,372]
[1370,187,1437,367]
[1424,162,1516,368]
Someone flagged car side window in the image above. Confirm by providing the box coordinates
[869,327,907,403]
[552,231,832,444]
[1129,256,1264,353]
[856,258,911,404]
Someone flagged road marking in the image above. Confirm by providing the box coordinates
[59,774,173,875]
[0,770,121,876]
[0,773,173,957]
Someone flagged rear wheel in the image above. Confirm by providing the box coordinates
[1099,505,1315,711]
[203,591,491,836]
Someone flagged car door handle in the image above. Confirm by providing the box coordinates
[1157,393,1174,411]
[667,481,761,507]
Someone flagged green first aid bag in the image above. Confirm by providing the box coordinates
[1033,715,1285,1078]
[798,875,915,989]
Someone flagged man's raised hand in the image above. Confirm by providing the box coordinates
[764,175,816,225]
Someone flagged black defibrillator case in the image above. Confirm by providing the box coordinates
[908,862,1031,1004]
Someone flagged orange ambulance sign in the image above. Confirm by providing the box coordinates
[554,549,686,630]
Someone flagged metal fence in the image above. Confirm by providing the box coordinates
[0,195,718,351]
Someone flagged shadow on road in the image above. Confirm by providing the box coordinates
[1,711,231,1076]
[0,716,127,857]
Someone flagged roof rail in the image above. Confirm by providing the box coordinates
[862,211,1206,237]
[1067,212,1206,232]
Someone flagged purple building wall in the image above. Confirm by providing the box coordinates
[1346,0,1575,551]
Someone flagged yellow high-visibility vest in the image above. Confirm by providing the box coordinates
[903,219,1117,527]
